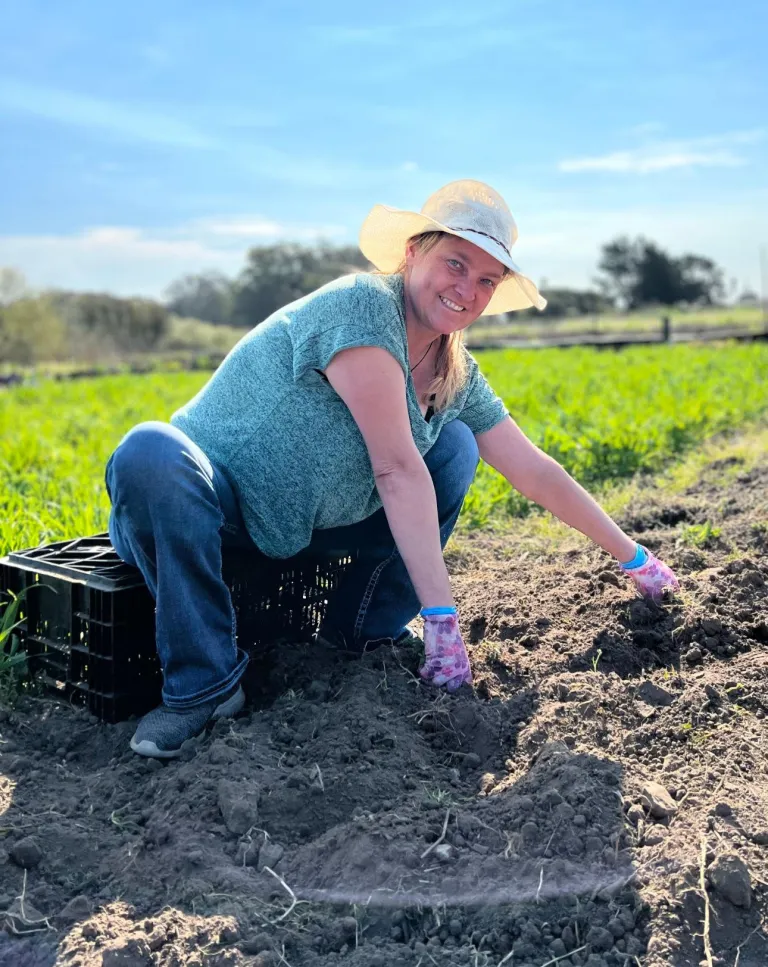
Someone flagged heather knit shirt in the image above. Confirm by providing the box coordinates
[171,272,508,558]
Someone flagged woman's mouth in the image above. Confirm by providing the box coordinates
[439,295,466,313]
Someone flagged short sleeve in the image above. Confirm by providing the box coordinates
[287,275,407,381]
[457,352,509,434]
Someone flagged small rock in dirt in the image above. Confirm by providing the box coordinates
[585,926,614,951]
[209,740,240,765]
[554,802,575,823]
[640,781,677,819]
[258,842,284,872]
[598,570,621,587]
[251,954,279,967]
[5,896,46,926]
[434,843,452,862]
[218,778,260,836]
[701,617,723,636]
[644,827,668,847]
[636,681,675,707]
[236,841,259,866]
[219,924,240,944]
[549,938,568,957]
[714,802,733,818]
[627,804,645,826]
[9,836,43,868]
[684,645,704,665]
[749,829,768,845]
[521,821,539,843]
[240,933,273,955]
[101,937,152,966]
[708,853,752,908]
[57,895,92,922]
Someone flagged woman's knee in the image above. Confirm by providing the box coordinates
[428,419,479,490]
[106,421,191,504]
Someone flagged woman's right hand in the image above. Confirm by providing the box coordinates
[419,612,473,691]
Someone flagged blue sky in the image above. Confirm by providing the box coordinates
[1,0,766,300]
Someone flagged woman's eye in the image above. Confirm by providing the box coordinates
[447,259,461,269]
[481,278,496,288]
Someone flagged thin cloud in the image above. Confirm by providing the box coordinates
[0,78,216,149]
[0,217,353,297]
[559,130,765,175]
[192,216,347,240]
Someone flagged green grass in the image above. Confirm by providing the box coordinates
[1,341,768,554]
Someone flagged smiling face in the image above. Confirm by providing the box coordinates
[403,233,507,337]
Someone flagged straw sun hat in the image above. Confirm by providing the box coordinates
[359,179,546,316]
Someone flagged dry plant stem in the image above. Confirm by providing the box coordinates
[699,837,714,967]
[421,808,451,859]
[264,866,299,923]
[0,870,54,934]
[312,762,324,792]
[734,925,763,967]
[539,945,588,967]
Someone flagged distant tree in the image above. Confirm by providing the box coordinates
[675,255,724,305]
[595,237,642,308]
[0,296,66,363]
[631,242,684,307]
[596,237,725,309]
[165,271,234,325]
[53,292,170,353]
[737,289,759,305]
[0,267,28,306]
[231,242,370,327]
[527,287,611,318]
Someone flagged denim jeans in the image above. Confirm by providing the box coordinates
[105,419,479,708]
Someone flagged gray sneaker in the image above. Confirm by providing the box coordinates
[130,685,246,759]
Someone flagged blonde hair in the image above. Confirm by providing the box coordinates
[398,231,510,412]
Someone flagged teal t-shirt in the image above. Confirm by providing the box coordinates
[170,272,508,558]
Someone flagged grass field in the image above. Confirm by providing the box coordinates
[1,341,767,555]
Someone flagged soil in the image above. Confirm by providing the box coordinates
[1,450,768,967]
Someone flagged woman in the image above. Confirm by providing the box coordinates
[105,180,678,759]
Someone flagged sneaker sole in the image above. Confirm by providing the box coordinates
[130,685,246,759]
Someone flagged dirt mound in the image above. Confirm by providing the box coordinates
[1,455,768,966]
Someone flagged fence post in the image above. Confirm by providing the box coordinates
[661,315,671,343]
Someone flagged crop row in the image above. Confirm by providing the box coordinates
[1,342,767,553]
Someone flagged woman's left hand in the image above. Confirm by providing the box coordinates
[419,612,473,691]
[621,547,680,603]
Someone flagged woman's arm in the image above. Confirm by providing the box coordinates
[324,346,454,608]
[476,416,636,562]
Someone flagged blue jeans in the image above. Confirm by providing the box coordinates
[104,419,479,709]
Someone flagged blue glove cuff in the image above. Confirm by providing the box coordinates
[420,606,458,617]
[620,544,648,570]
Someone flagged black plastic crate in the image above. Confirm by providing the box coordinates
[1,534,356,723]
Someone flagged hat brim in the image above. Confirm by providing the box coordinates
[359,204,547,315]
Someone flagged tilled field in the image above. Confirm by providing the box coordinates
[1,452,768,967]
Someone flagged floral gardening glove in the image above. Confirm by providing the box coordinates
[620,543,680,603]
[419,608,473,692]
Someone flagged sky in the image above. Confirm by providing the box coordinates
[1,0,766,301]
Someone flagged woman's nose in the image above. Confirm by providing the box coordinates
[453,277,475,303]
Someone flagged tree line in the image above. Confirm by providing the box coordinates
[163,235,732,325]
[0,236,746,364]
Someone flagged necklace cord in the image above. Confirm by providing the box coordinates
[409,345,431,373]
